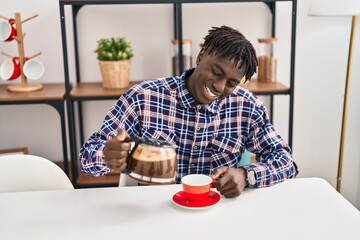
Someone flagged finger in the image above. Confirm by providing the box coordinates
[104,149,130,160]
[105,140,132,151]
[217,180,236,192]
[107,163,127,173]
[107,163,124,170]
[114,129,130,142]
[106,158,127,170]
[221,187,242,198]
[213,168,232,189]
[108,157,127,165]
[104,144,131,161]
[211,166,228,180]
[105,157,126,167]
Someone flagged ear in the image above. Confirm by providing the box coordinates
[196,48,205,65]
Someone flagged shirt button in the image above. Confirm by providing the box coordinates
[190,163,196,168]
[193,146,197,150]
[196,126,200,130]
[228,146,233,151]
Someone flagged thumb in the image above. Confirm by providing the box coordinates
[114,129,129,142]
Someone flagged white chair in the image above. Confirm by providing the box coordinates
[119,173,139,187]
[0,154,74,193]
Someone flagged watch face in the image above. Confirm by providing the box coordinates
[247,170,256,187]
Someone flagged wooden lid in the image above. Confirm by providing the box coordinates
[258,37,277,43]
[171,39,192,45]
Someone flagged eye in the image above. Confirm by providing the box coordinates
[213,70,221,76]
[226,80,240,88]
[211,68,222,78]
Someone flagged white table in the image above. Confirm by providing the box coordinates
[0,178,359,240]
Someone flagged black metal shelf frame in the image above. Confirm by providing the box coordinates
[59,0,297,187]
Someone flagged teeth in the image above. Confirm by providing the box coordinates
[206,86,217,97]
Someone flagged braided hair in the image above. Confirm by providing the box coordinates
[203,25,258,82]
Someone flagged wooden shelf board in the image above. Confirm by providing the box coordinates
[70,82,138,99]
[240,80,290,94]
[0,83,66,102]
[70,79,289,100]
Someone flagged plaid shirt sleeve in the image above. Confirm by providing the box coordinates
[78,89,140,176]
[242,99,298,187]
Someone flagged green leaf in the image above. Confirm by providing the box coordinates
[95,37,134,61]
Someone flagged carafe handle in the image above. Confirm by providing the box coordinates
[121,137,137,174]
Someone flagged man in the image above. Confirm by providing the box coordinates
[79,25,298,198]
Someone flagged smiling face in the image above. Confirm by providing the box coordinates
[186,49,245,105]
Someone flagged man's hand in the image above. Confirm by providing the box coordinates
[103,129,132,172]
[211,167,247,198]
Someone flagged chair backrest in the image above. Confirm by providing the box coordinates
[0,154,74,193]
[119,173,139,187]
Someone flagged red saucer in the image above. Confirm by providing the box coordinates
[172,190,221,210]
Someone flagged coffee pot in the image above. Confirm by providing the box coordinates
[122,136,177,185]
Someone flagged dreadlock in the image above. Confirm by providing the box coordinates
[203,25,258,82]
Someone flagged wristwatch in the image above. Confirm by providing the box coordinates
[244,169,256,188]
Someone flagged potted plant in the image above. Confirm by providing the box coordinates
[95,37,134,89]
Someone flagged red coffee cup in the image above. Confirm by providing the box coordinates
[181,174,215,202]
[0,19,17,42]
[0,57,21,81]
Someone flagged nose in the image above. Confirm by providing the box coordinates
[212,78,227,94]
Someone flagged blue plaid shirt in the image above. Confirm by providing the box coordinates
[79,69,298,187]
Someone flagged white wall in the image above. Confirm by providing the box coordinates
[0,0,359,209]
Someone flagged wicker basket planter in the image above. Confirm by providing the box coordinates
[99,60,130,89]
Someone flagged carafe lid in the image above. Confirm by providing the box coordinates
[133,136,177,148]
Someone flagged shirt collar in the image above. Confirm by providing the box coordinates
[177,69,224,114]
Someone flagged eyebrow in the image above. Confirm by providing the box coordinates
[212,63,225,75]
